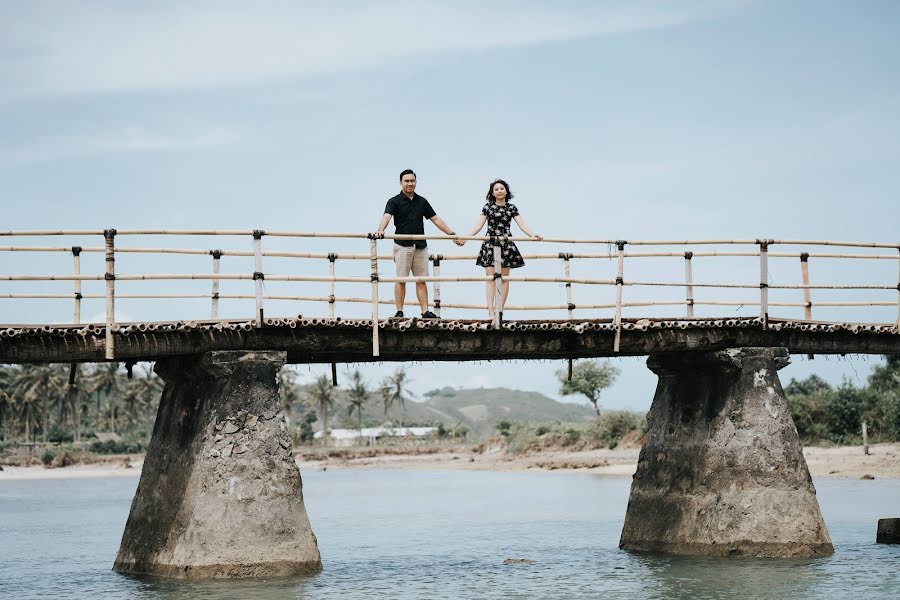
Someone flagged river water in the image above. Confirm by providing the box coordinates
[0,470,898,599]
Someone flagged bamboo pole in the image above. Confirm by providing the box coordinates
[433,255,442,318]
[801,253,814,359]
[211,250,221,319]
[4,246,897,261]
[72,246,82,324]
[759,240,770,328]
[684,251,694,318]
[562,254,574,320]
[613,242,625,352]
[253,231,264,327]
[562,253,574,379]
[370,238,380,356]
[493,240,502,328]
[0,230,105,236]
[863,421,869,455]
[104,229,116,359]
[2,272,894,290]
[328,253,336,319]
[3,230,899,249]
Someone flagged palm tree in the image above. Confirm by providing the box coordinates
[0,367,11,442]
[380,367,412,428]
[119,365,163,432]
[306,374,335,445]
[88,363,122,433]
[346,369,369,435]
[8,364,67,443]
[277,367,303,431]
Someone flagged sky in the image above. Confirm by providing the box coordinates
[1,0,899,411]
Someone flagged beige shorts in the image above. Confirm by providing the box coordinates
[393,243,429,277]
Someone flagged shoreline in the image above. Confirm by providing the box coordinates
[1,442,897,481]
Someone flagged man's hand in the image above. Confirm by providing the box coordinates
[454,237,466,247]
[372,230,386,239]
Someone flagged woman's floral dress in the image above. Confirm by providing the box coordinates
[475,202,525,269]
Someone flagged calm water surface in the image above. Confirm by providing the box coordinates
[1,470,898,599]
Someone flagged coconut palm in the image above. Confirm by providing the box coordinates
[380,367,412,427]
[119,365,163,431]
[7,364,68,443]
[346,369,369,435]
[0,367,11,441]
[277,367,303,430]
[307,374,335,444]
[88,363,122,433]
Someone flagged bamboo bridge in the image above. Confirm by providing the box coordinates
[1,229,899,363]
[2,229,900,578]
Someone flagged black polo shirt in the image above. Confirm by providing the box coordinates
[384,192,437,248]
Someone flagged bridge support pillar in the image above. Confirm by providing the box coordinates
[620,347,833,557]
[113,350,322,578]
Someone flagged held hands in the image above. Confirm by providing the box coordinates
[454,237,466,247]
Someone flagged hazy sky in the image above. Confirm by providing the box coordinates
[2,0,899,410]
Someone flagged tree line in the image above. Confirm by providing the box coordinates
[0,363,162,446]
[1,356,897,449]
[784,356,900,444]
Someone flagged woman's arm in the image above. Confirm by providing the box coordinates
[459,215,487,245]
[513,215,542,240]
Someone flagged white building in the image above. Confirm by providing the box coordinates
[313,426,436,445]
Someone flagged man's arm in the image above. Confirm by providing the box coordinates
[430,215,465,246]
[376,213,392,236]
[429,215,455,236]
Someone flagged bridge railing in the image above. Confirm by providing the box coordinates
[1,230,899,359]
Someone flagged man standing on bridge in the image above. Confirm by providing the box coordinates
[375,169,463,319]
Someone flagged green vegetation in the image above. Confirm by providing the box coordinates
[0,363,162,446]
[785,356,900,444]
[498,410,645,454]
[1,356,895,455]
[556,360,620,416]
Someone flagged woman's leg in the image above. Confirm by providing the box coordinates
[500,267,511,312]
[485,267,495,318]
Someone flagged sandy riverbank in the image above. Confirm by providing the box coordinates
[2,443,897,481]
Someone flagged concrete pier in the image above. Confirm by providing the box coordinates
[113,350,321,578]
[620,348,833,558]
[877,518,900,544]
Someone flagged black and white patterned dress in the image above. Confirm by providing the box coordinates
[475,202,525,269]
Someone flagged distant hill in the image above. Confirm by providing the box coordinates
[292,384,596,440]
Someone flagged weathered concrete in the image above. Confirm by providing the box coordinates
[113,350,321,579]
[620,347,833,558]
[877,518,900,544]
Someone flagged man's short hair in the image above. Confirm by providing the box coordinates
[399,169,416,181]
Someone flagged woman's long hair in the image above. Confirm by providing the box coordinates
[485,179,514,204]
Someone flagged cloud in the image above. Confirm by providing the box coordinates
[0,0,753,98]
[0,126,237,168]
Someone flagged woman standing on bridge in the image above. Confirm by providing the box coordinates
[461,179,541,321]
